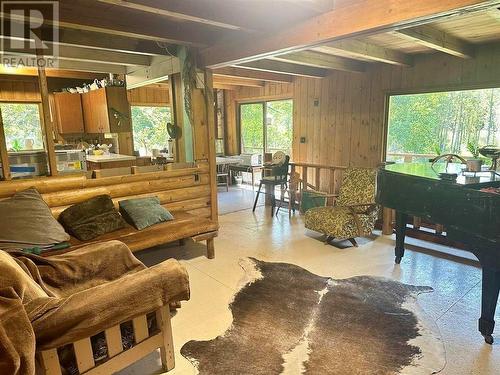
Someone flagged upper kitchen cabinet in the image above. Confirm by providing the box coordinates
[54,92,85,134]
[81,87,131,134]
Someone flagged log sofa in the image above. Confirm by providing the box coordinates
[0,162,218,258]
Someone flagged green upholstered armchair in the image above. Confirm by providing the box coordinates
[304,167,378,247]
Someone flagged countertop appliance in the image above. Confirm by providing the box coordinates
[55,149,87,173]
[229,153,262,166]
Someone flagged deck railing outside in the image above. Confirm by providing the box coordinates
[386,152,437,163]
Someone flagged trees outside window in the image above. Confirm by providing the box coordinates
[131,106,172,156]
[0,103,44,151]
[387,88,500,162]
[240,99,293,156]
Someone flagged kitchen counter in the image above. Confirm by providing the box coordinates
[86,153,151,171]
[86,153,136,163]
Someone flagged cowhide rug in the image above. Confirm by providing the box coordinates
[181,258,446,375]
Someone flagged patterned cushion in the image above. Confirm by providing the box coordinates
[337,168,377,207]
[305,206,378,240]
[304,167,378,240]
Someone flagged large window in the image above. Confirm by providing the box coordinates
[131,106,172,156]
[0,103,44,151]
[0,102,51,178]
[240,99,293,156]
[386,88,500,162]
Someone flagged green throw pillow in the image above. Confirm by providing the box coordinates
[119,197,174,230]
[59,195,127,241]
[300,191,327,213]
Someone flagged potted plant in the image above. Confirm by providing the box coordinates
[466,141,483,172]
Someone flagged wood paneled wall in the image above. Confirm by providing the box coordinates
[294,43,500,173]
[222,43,500,192]
[127,85,170,106]
[235,82,294,102]
[0,79,40,102]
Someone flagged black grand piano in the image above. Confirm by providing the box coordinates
[377,162,500,344]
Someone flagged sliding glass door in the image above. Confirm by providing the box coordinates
[239,99,293,156]
[240,102,265,155]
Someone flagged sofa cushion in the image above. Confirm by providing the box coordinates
[119,197,174,230]
[59,195,127,241]
[0,188,70,249]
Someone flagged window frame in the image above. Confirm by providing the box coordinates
[130,104,173,157]
[383,85,500,163]
[238,98,293,157]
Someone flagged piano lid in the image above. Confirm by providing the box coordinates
[381,163,500,186]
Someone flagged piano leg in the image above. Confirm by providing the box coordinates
[394,211,407,264]
[479,268,500,345]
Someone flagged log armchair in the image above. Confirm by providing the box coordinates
[304,167,378,247]
[0,241,190,375]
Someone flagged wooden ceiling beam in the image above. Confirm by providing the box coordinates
[95,0,252,31]
[0,26,169,56]
[93,0,323,33]
[126,56,180,89]
[397,25,475,58]
[272,51,366,73]
[56,45,151,66]
[213,75,265,88]
[0,67,107,79]
[2,0,221,47]
[200,0,500,68]
[238,60,329,78]
[59,46,151,66]
[212,67,293,83]
[315,39,413,66]
[48,60,127,74]
[1,42,151,66]
[57,29,169,56]
[213,83,240,91]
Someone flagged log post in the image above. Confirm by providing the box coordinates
[37,58,58,176]
[0,107,11,180]
[382,207,393,235]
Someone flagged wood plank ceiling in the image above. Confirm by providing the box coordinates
[0,0,500,86]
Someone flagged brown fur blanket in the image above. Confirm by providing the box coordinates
[0,241,190,375]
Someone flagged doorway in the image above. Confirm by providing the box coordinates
[217,99,293,215]
[239,99,293,157]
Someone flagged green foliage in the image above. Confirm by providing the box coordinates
[266,100,293,154]
[0,103,44,151]
[240,99,293,155]
[131,106,172,156]
[467,141,480,158]
[387,88,500,161]
[11,139,22,152]
[240,103,264,154]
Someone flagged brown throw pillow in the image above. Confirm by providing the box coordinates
[59,195,127,241]
[0,188,70,249]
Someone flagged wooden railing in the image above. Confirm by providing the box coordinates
[289,162,347,195]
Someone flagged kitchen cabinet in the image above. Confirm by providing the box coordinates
[82,87,131,134]
[54,92,85,134]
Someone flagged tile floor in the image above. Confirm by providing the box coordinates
[121,205,500,375]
